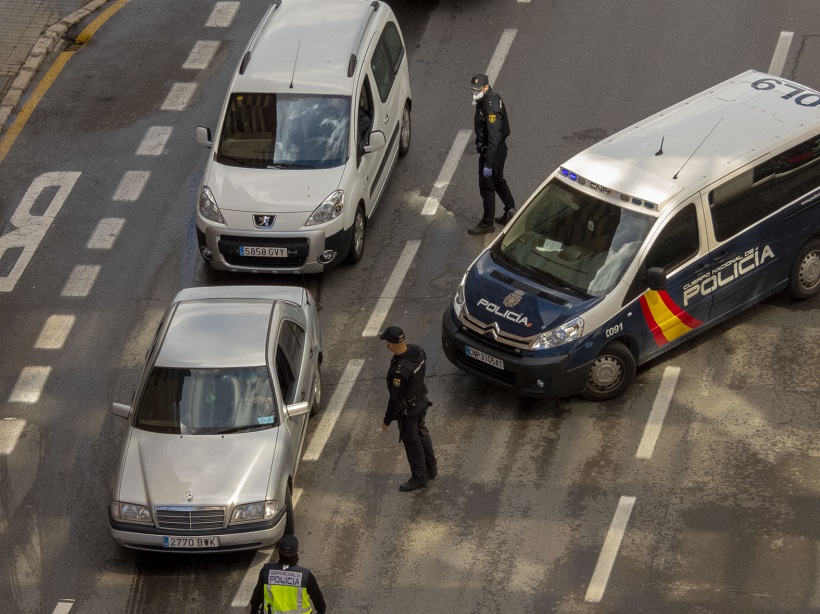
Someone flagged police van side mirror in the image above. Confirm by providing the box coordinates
[196,126,213,149]
[363,130,386,154]
[646,267,667,290]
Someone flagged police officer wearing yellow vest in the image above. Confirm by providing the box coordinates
[249,534,326,614]
[379,326,438,492]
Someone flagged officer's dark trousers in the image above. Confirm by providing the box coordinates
[478,143,515,224]
[399,406,437,482]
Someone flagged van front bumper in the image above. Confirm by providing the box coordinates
[441,308,589,399]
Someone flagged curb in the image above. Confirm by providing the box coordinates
[0,0,109,136]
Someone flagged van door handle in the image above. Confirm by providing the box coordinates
[712,250,729,263]
[384,113,390,123]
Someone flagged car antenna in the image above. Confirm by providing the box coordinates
[672,117,724,180]
[289,41,301,89]
[655,137,664,156]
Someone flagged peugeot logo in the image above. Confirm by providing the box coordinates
[186,491,194,502]
[253,214,275,229]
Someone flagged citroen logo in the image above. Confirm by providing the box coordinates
[186,491,194,502]
[253,214,275,229]
[503,289,524,308]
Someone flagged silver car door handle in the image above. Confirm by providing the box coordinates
[384,113,389,123]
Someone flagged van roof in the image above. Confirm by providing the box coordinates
[562,70,820,213]
[235,0,380,96]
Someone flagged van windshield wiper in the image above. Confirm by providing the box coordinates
[267,163,313,169]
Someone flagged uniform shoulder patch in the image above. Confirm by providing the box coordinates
[393,377,402,387]
[488,113,497,123]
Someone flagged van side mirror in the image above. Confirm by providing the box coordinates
[196,126,213,149]
[363,130,386,154]
[646,267,667,290]
[112,402,131,419]
[285,401,310,419]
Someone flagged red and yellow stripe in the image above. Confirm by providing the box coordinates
[639,290,702,346]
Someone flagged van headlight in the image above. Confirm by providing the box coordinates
[530,317,584,350]
[110,501,153,525]
[453,275,466,318]
[230,501,277,524]
[198,186,225,224]
[306,190,344,226]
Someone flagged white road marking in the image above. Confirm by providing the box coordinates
[811,542,820,607]
[635,366,680,459]
[302,359,365,461]
[0,172,80,293]
[207,1,240,27]
[0,418,25,455]
[183,41,220,70]
[8,367,51,403]
[361,240,420,336]
[113,170,150,201]
[585,496,637,602]
[51,600,74,614]
[231,549,273,607]
[35,315,75,349]
[421,130,471,216]
[61,265,101,297]
[486,29,517,86]
[161,83,197,110]
[768,31,794,77]
[86,218,125,250]
[136,127,172,156]
[292,487,303,507]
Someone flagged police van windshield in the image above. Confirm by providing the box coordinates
[216,93,350,169]
[493,179,654,297]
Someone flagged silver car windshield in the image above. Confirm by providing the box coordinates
[493,180,655,297]
[135,366,277,435]
[216,93,350,169]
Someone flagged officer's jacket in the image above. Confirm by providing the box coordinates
[383,344,427,424]
[249,562,326,614]
[474,89,511,168]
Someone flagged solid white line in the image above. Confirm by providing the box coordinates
[161,83,197,110]
[768,31,794,77]
[0,418,26,455]
[207,1,240,27]
[485,29,517,86]
[136,127,172,156]
[35,315,75,349]
[421,130,471,216]
[87,218,125,250]
[302,359,365,461]
[113,170,150,201]
[8,367,51,403]
[635,366,680,459]
[52,599,74,614]
[585,496,636,602]
[231,549,273,607]
[61,265,101,297]
[361,241,420,337]
[183,41,220,70]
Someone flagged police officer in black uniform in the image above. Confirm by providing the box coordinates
[249,534,326,614]
[468,73,516,235]
[379,326,438,492]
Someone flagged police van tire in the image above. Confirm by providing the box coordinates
[398,102,411,158]
[788,239,820,300]
[284,485,295,535]
[581,342,636,401]
[310,367,321,417]
[344,206,366,264]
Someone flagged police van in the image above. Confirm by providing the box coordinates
[442,70,820,400]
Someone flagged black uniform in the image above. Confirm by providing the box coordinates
[383,344,437,482]
[249,561,326,614]
[475,88,515,224]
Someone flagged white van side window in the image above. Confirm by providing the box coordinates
[770,133,820,205]
[709,162,779,242]
[645,204,699,273]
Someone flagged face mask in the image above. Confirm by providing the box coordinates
[471,88,485,102]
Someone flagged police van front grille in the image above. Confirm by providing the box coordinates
[155,507,226,531]
[459,307,536,350]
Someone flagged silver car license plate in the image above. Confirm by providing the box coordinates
[163,536,219,549]
[465,346,504,370]
[239,246,287,257]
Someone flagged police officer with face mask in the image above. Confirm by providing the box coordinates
[468,73,516,235]
[249,534,326,614]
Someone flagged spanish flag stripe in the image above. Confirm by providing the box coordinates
[657,289,703,328]
[639,295,668,346]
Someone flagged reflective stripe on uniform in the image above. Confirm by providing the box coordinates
[263,583,313,614]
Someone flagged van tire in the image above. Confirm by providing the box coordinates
[581,342,636,401]
[344,206,366,264]
[284,485,295,535]
[788,239,820,300]
[398,102,411,157]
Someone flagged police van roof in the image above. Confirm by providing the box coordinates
[563,70,820,213]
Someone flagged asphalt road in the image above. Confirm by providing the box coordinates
[1,0,820,613]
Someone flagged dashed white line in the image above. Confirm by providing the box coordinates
[635,366,680,459]
[61,265,101,297]
[161,83,197,110]
[113,170,150,201]
[183,41,220,70]
[207,1,240,27]
[51,600,74,614]
[231,549,272,607]
[361,240,420,337]
[0,418,26,455]
[35,315,75,349]
[768,31,794,77]
[585,496,637,603]
[136,127,172,156]
[86,218,125,250]
[421,130,471,216]
[485,29,517,86]
[8,366,51,403]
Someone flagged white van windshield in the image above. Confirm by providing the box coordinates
[493,180,654,297]
[217,93,350,169]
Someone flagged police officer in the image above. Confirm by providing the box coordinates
[249,534,326,614]
[467,73,516,235]
[379,325,438,492]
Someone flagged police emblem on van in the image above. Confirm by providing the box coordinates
[253,215,275,229]
[503,290,524,308]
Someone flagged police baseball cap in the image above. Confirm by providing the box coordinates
[379,325,405,344]
[277,534,299,556]
[470,74,489,91]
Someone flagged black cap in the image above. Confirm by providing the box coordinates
[470,74,489,90]
[379,325,405,344]
[276,534,299,556]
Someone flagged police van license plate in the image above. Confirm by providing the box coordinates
[465,346,504,370]
[163,536,219,549]
[239,246,287,257]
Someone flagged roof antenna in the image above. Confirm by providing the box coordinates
[672,116,724,180]
[655,137,664,156]
[289,41,301,89]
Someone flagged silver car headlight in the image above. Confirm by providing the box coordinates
[530,317,584,350]
[230,500,277,525]
[306,190,344,226]
[453,275,466,318]
[110,501,153,525]
[198,186,225,224]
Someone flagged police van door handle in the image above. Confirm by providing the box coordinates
[712,250,729,263]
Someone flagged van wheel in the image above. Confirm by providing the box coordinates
[310,367,321,417]
[398,102,411,158]
[582,342,636,401]
[788,239,820,299]
[284,485,295,535]
[344,206,366,264]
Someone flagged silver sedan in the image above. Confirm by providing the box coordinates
[108,285,322,552]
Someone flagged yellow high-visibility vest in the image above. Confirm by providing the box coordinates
[262,565,313,614]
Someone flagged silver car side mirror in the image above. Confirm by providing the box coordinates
[285,401,310,419]
[112,402,131,419]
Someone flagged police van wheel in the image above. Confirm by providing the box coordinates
[284,486,295,535]
[398,102,411,158]
[344,206,366,264]
[788,239,820,300]
[310,367,321,417]
[582,342,636,401]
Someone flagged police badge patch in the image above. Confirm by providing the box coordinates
[393,377,402,387]
[488,113,497,123]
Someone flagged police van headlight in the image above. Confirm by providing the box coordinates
[306,190,344,226]
[198,186,225,224]
[530,317,584,350]
[452,276,467,317]
[230,500,277,524]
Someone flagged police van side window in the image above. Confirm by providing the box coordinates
[381,22,405,73]
[708,162,779,242]
[645,204,699,273]
[370,39,395,102]
[770,133,820,205]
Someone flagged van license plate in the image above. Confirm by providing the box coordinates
[163,536,219,549]
[465,346,504,370]
[239,246,287,257]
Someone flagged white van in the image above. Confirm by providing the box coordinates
[442,70,820,400]
[195,0,411,273]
